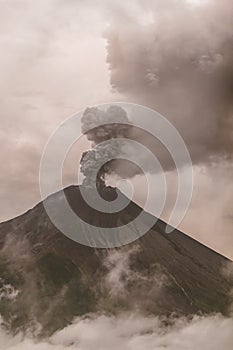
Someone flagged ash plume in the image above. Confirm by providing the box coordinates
[81,105,130,144]
[81,0,233,186]
[105,0,233,167]
[80,102,189,188]
[80,105,133,188]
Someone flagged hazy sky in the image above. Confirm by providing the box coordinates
[0,0,233,258]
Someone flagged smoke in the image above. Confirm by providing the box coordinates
[80,0,233,184]
[105,0,233,167]
[80,105,136,188]
[79,103,184,188]
[81,105,131,144]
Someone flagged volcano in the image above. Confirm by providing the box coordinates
[0,185,232,336]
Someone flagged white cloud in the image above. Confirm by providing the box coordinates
[0,313,233,350]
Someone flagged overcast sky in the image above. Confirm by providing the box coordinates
[1,0,233,259]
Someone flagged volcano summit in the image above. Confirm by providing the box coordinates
[0,184,232,336]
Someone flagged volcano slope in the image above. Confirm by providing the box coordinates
[0,185,232,336]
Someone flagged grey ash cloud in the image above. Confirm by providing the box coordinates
[105,0,233,166]
[80,105,135,188]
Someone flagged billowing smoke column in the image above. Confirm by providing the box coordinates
[80,105,132,189]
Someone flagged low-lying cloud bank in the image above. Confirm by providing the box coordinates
[0,312,233,350]
[0,249,232,349]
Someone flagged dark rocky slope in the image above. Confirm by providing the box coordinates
[0,185,232,336]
